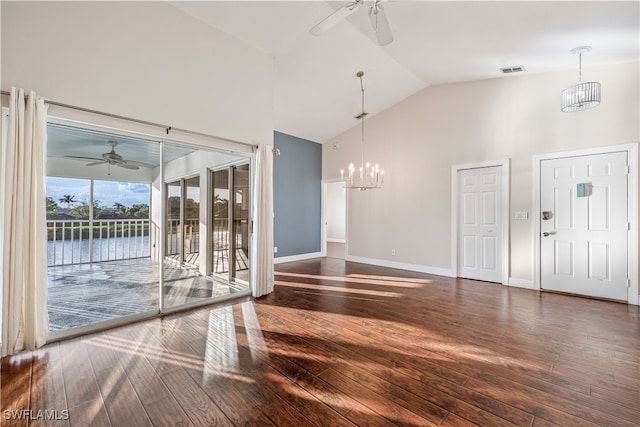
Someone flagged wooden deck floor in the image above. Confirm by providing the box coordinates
[2,257,639,426]
[47,258,249,331]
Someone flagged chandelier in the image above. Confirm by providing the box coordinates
[340,71,384,190]
[561,46,601,112]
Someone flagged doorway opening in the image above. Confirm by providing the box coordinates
[322,180,346,259]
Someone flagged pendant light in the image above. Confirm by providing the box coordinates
[340,71,384,191]
[561,46,601,112]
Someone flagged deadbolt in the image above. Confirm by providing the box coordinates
[542,211,553,220]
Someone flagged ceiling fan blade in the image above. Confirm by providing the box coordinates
[122,159,154,168]
[369,1,394,46]
[115,162,139,170]
[65,155,104,161]
[310,0,362,36]
[85,161,106,166]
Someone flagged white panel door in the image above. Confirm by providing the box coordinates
[540,152,628,300]
[458,166,501,282]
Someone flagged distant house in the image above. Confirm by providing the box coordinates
[95,208,119,219]
[46,212,78,220]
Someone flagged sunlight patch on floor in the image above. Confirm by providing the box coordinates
[275,280,402,298]
[276,271,429,288]
[347,273,432,285]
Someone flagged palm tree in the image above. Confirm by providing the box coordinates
[59,194,76,209]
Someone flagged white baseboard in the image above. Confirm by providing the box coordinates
[346,255,456,278]
[508,278,534,289]
[274,252,323,264]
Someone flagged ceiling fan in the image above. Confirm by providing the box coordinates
[65,140,152,170]
[310,0,394,46]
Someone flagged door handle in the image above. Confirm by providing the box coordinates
[542,232,554,237]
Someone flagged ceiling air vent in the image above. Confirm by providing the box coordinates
[500,66,526,74]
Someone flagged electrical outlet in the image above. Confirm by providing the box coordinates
[274,246,278,253]
[391,249,396,256]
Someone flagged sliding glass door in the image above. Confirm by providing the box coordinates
[184,176,201,268]
[46,124,159,334]
[166,180,182,264]
[165,176,200,268]
[232,164,250,285]
[210,164,250,287]
[42,120,254,338]
[211,169,230,277]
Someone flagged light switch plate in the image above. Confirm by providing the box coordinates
[514,211,528,220]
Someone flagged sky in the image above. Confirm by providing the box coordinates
[46,177,150,208]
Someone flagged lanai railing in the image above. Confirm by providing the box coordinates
[47,219,150,266]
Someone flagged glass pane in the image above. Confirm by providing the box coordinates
[46,123,159,333]
[232,164,250,285]
[166,180,182,262]
[46,177,91,265]
[93,180,150,262]
[212,169,229,278]
[184,176,200,268]
[162,143,210,309]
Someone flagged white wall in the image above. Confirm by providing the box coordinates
[1,1,274,147]
[323,61,640,283]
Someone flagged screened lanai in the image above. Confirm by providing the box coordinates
[46,122,253,335]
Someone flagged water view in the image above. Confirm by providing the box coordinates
[48,234,150,266]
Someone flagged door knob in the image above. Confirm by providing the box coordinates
[542,232,550,237]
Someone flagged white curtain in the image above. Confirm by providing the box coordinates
[250,144,274,297]
[1,87,49,357]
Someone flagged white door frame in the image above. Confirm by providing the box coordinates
[533,143,638,305]
[451,159,510,284]
[321,178,348,258]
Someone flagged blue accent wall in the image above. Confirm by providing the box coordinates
[273,131,322,258]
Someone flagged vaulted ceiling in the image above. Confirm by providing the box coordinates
[169,1,639,144]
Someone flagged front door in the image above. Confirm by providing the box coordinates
[540,151,628,300]
[458,166,502,283]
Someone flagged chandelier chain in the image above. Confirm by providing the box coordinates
[359,73,365,171]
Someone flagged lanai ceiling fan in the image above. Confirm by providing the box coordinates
[65,140,152,170]
[310,0,394,46]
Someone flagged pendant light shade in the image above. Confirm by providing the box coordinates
[561,46,601,112]
[561,82,601,112]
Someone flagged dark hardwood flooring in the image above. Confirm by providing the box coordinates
[2,257,639,426]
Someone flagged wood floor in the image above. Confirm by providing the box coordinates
[2,257,639,426]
